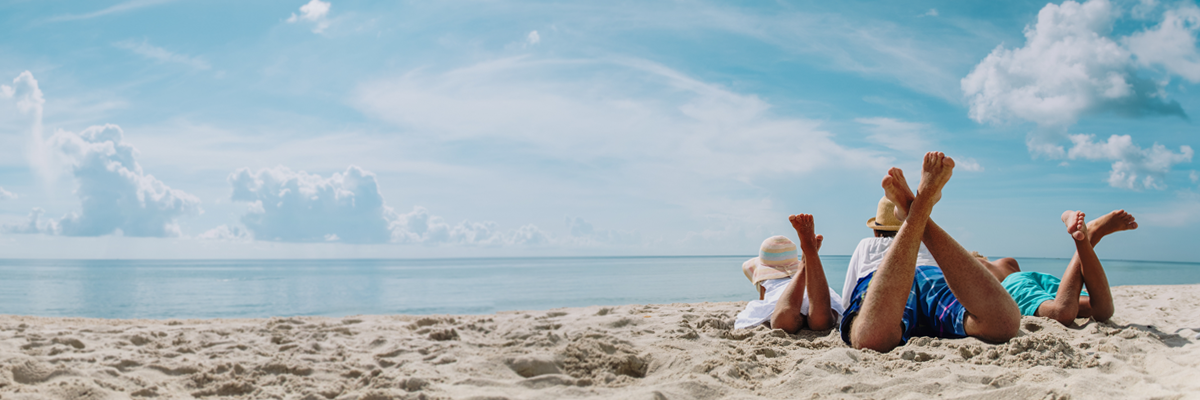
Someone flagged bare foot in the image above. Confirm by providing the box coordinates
[1062,210,1087,241]
[916,152,954,205]
[789,214,820,251]
[881,167,915,221]
[815,234,824,251]
[1087,209,1138,239]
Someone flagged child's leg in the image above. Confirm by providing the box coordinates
[793,214,835,330]
[770,221,827,333]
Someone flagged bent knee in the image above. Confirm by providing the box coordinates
[1037,304,1078,326]
[971,314,1020,343]
[849,329,902,353]
[851,336,900,353]
[769,314,802,335]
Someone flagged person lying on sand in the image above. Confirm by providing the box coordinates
[735,216,845,333]
[975,210,1137,325]
[840,152,1021,353]
[841,196,939,304]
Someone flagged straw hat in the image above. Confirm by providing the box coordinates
[866,197,902,231]
[742,235,801,289]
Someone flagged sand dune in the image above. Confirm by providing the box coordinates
[0,284,1197,399]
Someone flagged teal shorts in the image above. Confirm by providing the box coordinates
[1001,271,1087,316]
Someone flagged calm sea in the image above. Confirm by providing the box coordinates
[1,256,1197,319]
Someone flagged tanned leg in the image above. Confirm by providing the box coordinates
[791,214,835,330]
[882,166,1020,343]
[771,225,826,333]
[1040,210,1137,324]
[1037,212,1089,325]
[849,152,952,352]
[1067,210,1136,321]
[981,258,1021,282]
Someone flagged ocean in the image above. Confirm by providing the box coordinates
[1,256,1197,319]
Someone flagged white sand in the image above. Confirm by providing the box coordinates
[1,284,1198,399]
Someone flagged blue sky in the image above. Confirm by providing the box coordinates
[1,0,1198,261]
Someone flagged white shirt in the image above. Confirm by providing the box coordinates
[841,237,939,300]
[734,277,845,329]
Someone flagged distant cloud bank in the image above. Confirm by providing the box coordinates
[227,165,551,246]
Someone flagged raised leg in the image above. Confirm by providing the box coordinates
[882,166,1020,343]
[848,152,952,352]
[771,218,830,333]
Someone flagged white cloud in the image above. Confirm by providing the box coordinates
[47,124,202,236]
[114,39,211,70]
[3,71,53,184]
[962,0,1183,130]
[1125,2,1200,82]
[0,187,15,200]
[229,165,392,243]
[1190,170,1199,183]
[287,0,332,33]
[229,165,549,246]
[857,117,934,154]
[3,72,198,237]
[1066,133,1193,189]
[527,30,541,44]
[920,9,939,17]
[958,158,984,172]
[391,207,550,246]
[1132,0,1160,20]
[2,208,58,235]
[961,0,1195,189]
[354,57,886,182]
[197,225,253,241]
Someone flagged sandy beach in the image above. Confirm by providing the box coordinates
[0,284,1196,400]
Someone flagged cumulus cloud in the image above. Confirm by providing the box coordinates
[229,165,549,246]
[963,0,1183,129]
[527,30,541,44]
[1066,134,1193,189]
[229,165,392,243]
[114,39,211,70]
[2,208,58,235]
[919,9,939,17]
[2,71,52,181]
[47,124,202,236]
[287,0,331,33]
[3,72,199,236]
[1125,2,1200,82]
[0,187,15,200]
[962,0,1195,189]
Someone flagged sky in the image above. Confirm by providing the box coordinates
[0,0,1199,261]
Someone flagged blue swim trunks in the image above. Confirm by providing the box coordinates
[1001,271,1088,316]
[839,265,968,346]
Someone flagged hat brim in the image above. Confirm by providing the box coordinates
[867,217,901,231]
